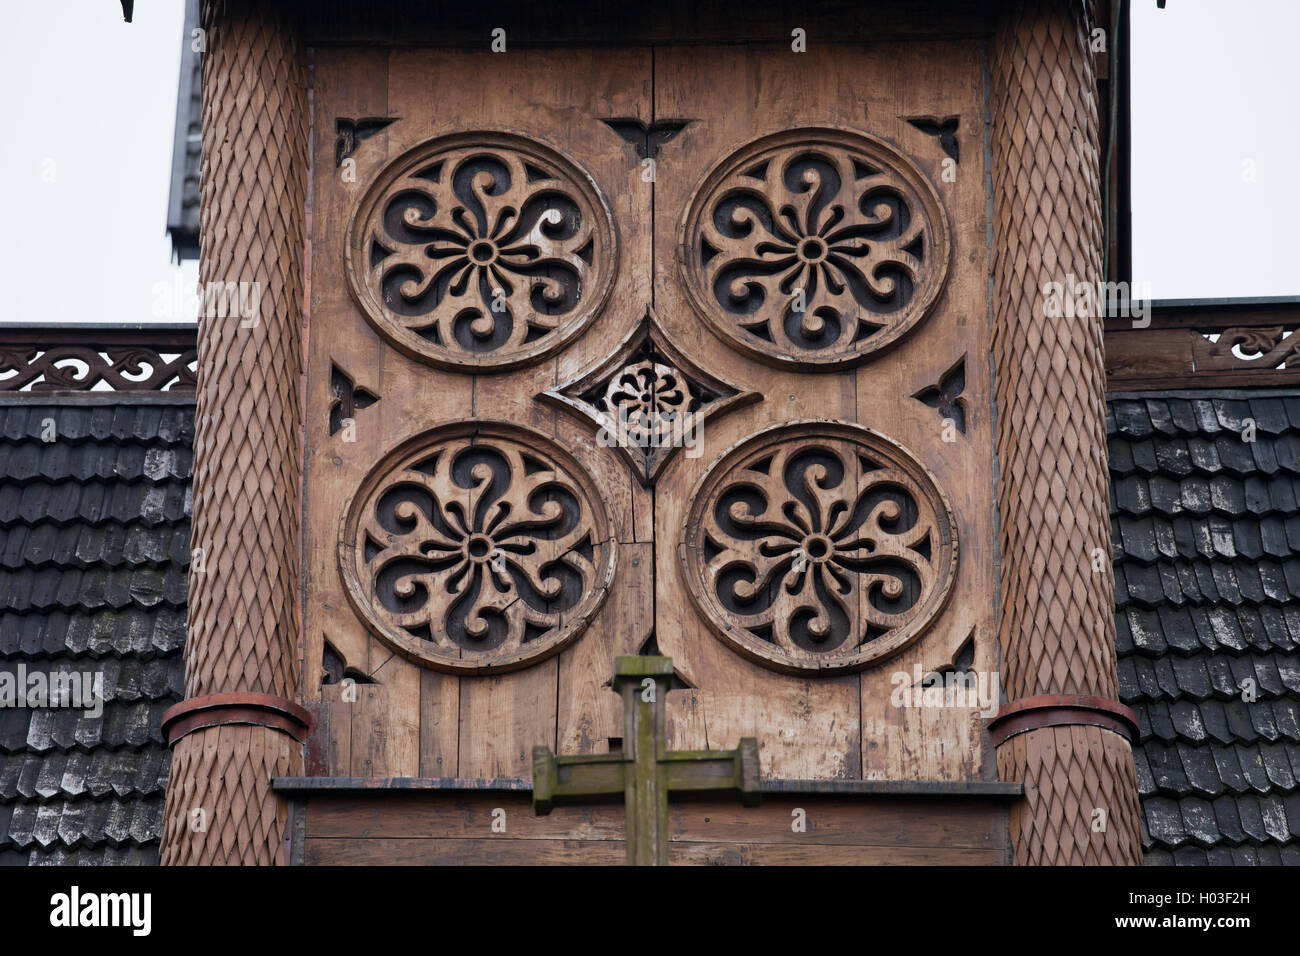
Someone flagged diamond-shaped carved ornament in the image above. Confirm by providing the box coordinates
[539,307,759,486]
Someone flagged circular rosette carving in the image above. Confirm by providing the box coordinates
[340,422,615,673]
[679,422,958,674]
[680,128,950,368]
[602,360,695,448]
[346,132,617,371]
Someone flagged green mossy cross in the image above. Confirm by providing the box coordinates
[533,655,761,866]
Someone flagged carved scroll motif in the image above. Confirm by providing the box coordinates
[340,422,615,673]
[680,422,958,674]
[0,346,197,392]
[346,131,617,371]
[539,306,759,485]
[1196,326,1300,371]
[679,128,950,369]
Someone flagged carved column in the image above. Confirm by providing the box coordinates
[160,0,309,865]
[989,0,1143,864]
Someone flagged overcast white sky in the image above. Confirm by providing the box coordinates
[0,0,1294,325]
[1130,0,1300,299]
[0,2,194,325]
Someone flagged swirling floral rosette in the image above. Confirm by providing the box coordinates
[602,360,694,449]
[340,422,615,673]
[346,131,617,371]
[679,422,958,674]
[680,128,950,369]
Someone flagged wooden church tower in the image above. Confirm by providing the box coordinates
[160,0,1142,865]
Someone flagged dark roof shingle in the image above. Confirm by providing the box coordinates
[0,399,190,865]
[1111,391,1300,864]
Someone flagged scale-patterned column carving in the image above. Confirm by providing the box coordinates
[161,0,307,865]
[990,0,1142,865]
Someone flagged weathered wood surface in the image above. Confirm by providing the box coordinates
[653,42,995,781]
[297,790,1011,865]
[303,48,653,780]
[303,38,998,788]
[1105,302,1300,390]
[534,656,760,864]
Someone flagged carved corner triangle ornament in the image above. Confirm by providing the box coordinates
[538,306,760,486]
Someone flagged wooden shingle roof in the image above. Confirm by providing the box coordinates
[0,341,193,864]
[1109,393,1300,864]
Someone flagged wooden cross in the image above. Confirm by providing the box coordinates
[533,655,760,866]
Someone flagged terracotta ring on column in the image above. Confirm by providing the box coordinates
[988,694,1139,747]
[161,692,314,745]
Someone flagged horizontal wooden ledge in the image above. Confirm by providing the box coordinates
[274,776,532,793]
[301,837,1005,866]
[274,776,1022,799]
[758,779,1022,799]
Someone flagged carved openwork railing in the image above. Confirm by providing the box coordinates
[0,324,197,394]
[1105,298,1300,390]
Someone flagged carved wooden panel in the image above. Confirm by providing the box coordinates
[679,128,950,369]
[339,421,615,673]
[346,131,618,371]
[304,40,996,785]
[653,43,994,781]
[680,421,957,674]
[539,306,759,485]
[303,48,653,782]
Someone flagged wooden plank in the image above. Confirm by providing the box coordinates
[854,39,995,782]
[653,43,873,780]
[302,46,405,777]
[317,687,351,776]
[302,793,1009,849]
[557,542,653,758]
[305,793,625,841]
[349,664,421,777]
[419,669,460,777]
[1104,301,1300,332]
[671,798,1006,848]
[1105,328,1196,382]
[667,842,1006,865]
[304,837,627,865]
[457,661,557,778]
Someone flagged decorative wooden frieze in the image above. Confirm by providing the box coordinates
[538,306,759,485]
[678,127,951,369]
[1194,326,1300,372]
[345,131,617,371]
[0,330,197,393]
[339,421,616,674]
[1105,302,1300,390]
[678,421,958,675]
